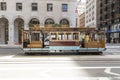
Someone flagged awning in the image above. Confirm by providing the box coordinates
[107,30,120,33]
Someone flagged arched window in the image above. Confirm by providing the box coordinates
[45,18,54,25]
[29,18,40,25]
[60,19,69,25]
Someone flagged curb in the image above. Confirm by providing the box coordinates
[0,46,22,49]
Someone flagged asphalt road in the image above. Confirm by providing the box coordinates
[1,55,120,80]
[0,59,120,80]
[0,48,120,80]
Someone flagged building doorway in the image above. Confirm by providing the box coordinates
[0,18,9,44]
[14,18,24,44]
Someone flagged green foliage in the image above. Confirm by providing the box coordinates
[28,23,34,27]
[53,24,61,27]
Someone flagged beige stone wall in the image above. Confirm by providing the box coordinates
[85,0,97,28]
[78,13,85,28]
[0,0,77,45]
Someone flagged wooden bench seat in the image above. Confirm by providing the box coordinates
[27,41,43,48]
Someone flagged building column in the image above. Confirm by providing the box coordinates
[40,21,44,28]
[8,23,15,45]
[24,23,29,30]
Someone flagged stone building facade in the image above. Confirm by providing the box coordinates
[77,0,86,27]
[77,0,86,15]
[85,0,97,28]
[78,12,85,28]
[0,0,77,45]
[97,0,120,43]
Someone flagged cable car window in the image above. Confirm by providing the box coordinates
[66,33,72,40]
[80,32,85,40]
[51,33,57,40]
[58,33,64,40]
[31,33,40,41]
[101,33,104,40]
[73,33,79,40]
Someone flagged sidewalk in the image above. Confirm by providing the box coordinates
[106,43,120,48]
[0,44,22,49]
[74,55,120,61]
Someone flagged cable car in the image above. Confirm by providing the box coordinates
[22,25,106,54]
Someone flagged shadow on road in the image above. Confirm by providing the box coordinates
[16,52,103,57]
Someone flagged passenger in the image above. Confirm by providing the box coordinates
[81,38,84,48]
[23,39,28,48]
[85,33,89,43]
[27,39,30,44]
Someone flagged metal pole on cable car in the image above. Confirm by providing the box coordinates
[97,31,100,52]
[87,26,89,53]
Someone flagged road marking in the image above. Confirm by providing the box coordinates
[104,68,120,76]
[0,66,120,70]
[0,55,15,59]
[0,77,111,80]
[0,66,119,80]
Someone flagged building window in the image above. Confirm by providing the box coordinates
[16,3,22,11]
[0,2,7,11]
[62,4,68,12]
[47,3,53,12]
[45,18,54,24]
[119,24,120,29]
[92,16,94,20]
[29,18,40,25]
[60,19,69,25]
[31,3,38,11]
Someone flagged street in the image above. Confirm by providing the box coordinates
[0,47,120,80]
[0,58,120,80]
